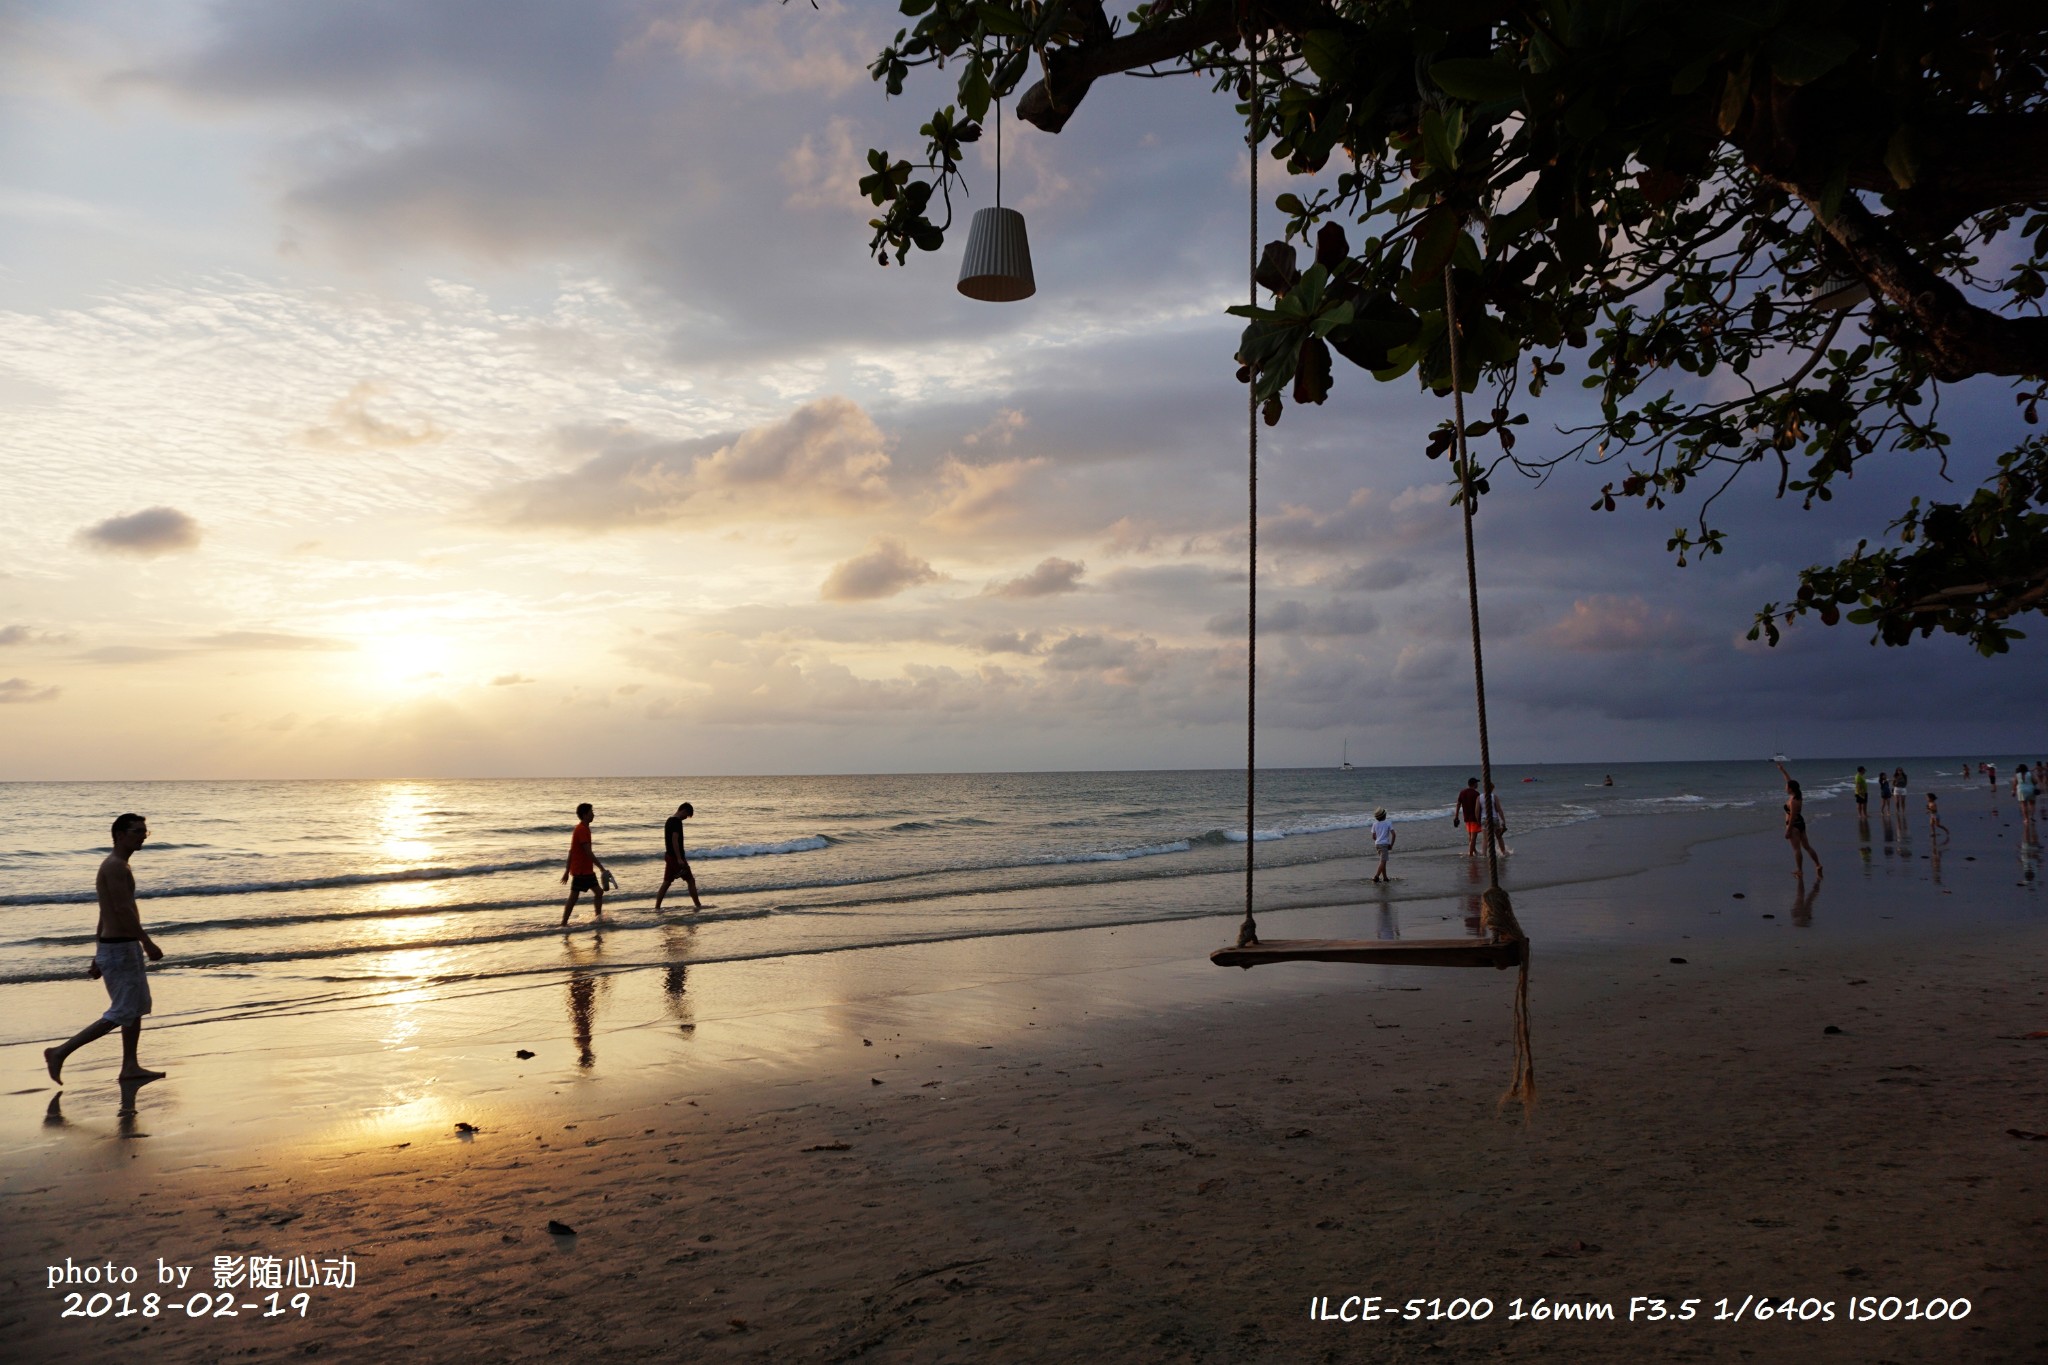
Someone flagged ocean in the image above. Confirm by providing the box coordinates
[1,757,1981,1041]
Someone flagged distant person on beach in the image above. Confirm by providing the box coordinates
[1853,766,1868,814]
[2017,763,2039,838]
[1877,769,1892,812]
[1602,775,1613,786]
[1926,792,1949,841]
[1370,808,1396,883]
[1482,783,1511,858]
[1987,762,1997,789]
[1775,762,1823,877]
[1891,767,1909,819]
[655,802,703,911]
[1454,778,1482,855]
[44,813,165,1088]
[560,803,612,926]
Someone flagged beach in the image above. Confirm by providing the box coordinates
[3,788,2045,1362]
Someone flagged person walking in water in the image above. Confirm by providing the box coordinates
[655,801,704,911]
[44,813,166,1087]
[1453,778,1482,856]
[1481,782,1511,858]
[1370,808,1396,883]
[1775,761,1824,877]
[560,803,612,926]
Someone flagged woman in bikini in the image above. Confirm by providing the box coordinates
[1775,761,1823,877]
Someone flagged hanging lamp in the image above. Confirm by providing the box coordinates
[957,96,1035,301]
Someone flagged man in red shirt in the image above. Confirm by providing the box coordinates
[1453,778,1482,856]
[560,803,611,926]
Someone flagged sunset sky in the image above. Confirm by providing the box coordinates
[3,0,2041,781]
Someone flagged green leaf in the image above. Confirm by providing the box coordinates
[1428,58,1522,104]
[1301,30,1348,81]
[1883,127,1918,190]
[1717,57,1752,135]
[961,60,992,123]
[977,4,1031,39]
[1765,24,1857,87]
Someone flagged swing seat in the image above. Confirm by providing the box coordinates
[1210,936,1525,970]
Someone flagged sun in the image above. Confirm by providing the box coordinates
[360,630,457,690]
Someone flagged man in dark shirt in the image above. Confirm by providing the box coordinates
[655,802,703,912]
[1453,778,1482,856]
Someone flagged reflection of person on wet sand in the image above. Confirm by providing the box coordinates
[1774,762,1824,877]
[1790,873,1820,927]
[655,802,703,912]
[560,803,611,926]
[44,813,166,1090]
[564,931,609,1069]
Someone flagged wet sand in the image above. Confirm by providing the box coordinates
[4,803,2045,1361]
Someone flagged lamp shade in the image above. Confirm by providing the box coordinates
[1805,271,1871,312]
[956,206,1035,302]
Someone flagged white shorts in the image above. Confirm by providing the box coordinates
[96,940,152,1024]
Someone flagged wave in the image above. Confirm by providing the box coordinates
[0,834,831,906]
[0,905,784,985]
[1032,839,1191,864]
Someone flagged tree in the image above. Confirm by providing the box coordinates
[851,0,2048,653]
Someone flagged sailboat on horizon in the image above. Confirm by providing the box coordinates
[1340,739,1353,771]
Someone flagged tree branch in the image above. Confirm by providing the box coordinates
[1762,171,2048,381]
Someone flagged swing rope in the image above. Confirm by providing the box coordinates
[1443,262,1535,1114]
[1235,32,1261,951]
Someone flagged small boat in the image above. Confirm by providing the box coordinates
[1340,739,1353,771]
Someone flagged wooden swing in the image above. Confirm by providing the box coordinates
[1206,34,1533,1107]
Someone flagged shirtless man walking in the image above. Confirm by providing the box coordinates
[654,801,703,912]
[44,813,165,1086]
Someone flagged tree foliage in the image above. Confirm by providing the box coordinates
[848,0,2048,653]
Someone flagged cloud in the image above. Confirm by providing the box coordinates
[0,625,66,646]
[76,506,202,556]
[303,381,442,448]
[0,678,59,704]
[961,408,1027,447]
[75,645,184,665]
[929,455,1045,528]
[487,396,892,531]
[977,630,1045,655]
[1206,598,1382,638]
[989,557,1086,599]
[492,672,535,686]
[820,538,938,601]
[1540,595,1689,652]
[192,631,355,651]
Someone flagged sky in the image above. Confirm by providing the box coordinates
[1,0,2041,781]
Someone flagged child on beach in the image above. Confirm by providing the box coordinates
[1370,808,1396,883]
[560,803,612,926]
[1926,792,1948,841]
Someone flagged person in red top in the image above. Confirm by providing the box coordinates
[1453,777,1482,856]
[560,803,611,926]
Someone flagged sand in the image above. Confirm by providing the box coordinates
[4,804,2045,1362]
